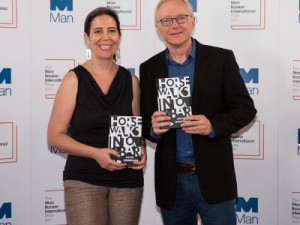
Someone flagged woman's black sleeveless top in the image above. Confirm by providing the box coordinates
[63,65,143,188]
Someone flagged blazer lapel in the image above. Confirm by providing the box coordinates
[192,41,210,108]
[156,50,168,79]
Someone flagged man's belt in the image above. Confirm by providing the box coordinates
[176,162,196,175]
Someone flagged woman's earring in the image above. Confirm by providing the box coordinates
[86,49,91,60]
[115,48,121,65]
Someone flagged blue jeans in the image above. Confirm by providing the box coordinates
[161,173,236,225]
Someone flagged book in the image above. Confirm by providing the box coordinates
[157,76,192,128]
[108,115,142,165]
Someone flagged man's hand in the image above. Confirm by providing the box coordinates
[181,115,212,135]
[151,111,171,136]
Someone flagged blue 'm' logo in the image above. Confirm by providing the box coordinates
[299,0,300,22]
[236,197,258,213]
[50,0,73,11]
[0,68,11,84]
[0,202,12,219]
[188,0,197,12]
[127,68,135,75]
[240,68,259,84]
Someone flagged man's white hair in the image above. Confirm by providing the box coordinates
[155,0,194,21]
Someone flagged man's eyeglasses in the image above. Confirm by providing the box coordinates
[157,15,191,27]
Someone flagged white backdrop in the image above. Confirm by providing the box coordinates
[0,0,299,224]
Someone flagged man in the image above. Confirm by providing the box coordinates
[139,0,257,225]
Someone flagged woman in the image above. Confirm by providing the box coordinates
[47,7,146,225]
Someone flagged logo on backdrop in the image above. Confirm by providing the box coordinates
[0,0,17,28]
[236,197,259,224]
[0,122,17,164]
[292,60,300,101]
[231,0,266,30]
[0,68,12,97]
[188,0,197,12]
[292,192,300,223]
[232,69,262,160]
[297,129,300,156]
[45,190,66,224]
[0,202,12,224]
[127,68,135,75]
[44,59,76,99]
[49,0,74,23]
[231,120,264,160]
[240,68,259,96]
[105,0,141,30]
[49,146,65,155]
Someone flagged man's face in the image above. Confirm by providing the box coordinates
[156,0,195,48]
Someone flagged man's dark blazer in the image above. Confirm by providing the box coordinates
[139,39,257,209]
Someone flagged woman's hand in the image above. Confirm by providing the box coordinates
[93,148,127,171]
[130,141,147,170]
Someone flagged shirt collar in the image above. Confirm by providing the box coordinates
[166,38,196,65]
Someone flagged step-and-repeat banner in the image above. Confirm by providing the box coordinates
[0,0,299,224]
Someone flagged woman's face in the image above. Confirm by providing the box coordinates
[85,14,121,61]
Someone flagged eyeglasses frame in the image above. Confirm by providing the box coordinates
[157,14,193,27]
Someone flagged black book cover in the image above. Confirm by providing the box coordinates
[157,76,192,128]
[108,116,142,165]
